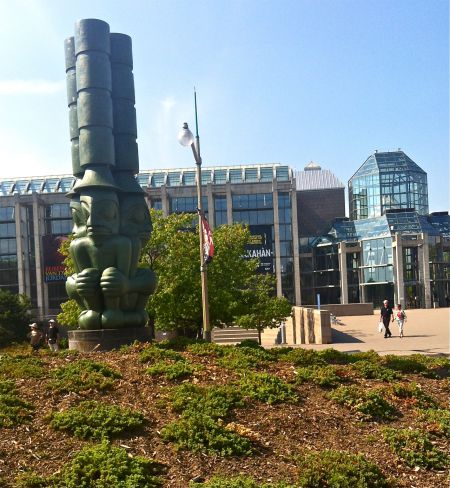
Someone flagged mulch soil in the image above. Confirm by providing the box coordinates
[0,344,449,487]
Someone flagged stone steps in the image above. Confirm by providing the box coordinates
[212,326,259,345]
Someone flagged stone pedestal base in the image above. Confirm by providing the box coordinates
[68,327,152,352]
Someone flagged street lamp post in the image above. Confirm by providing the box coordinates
[178,102,211,342]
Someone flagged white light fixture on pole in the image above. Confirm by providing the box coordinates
[177,91,211,342]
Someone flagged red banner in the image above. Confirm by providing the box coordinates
[200,212,214,264]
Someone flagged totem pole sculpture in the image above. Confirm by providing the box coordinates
[64,19,156,344]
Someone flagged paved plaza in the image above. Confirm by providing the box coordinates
[301,308,450,356]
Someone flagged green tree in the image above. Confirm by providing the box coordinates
[234,273,292,344]
[57,235,81,328]
[0,290,31,347]
[142,210,291,337]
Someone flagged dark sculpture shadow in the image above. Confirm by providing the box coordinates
[331,328,364,344]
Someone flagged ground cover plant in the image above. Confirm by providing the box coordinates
[0,379,34,427]
[295,450,392,488]
[351,360,401,382]
[48,401,145,440]
[294,364,347,388]
[0,342,449,487]
[50,359,121,393]
[238,372,298,404]
[329,385,398,421]
[418,408,450,437]
[146,360,196,380]
[382,427,449,470]
[0,355,45,379]
[15,442,165,487]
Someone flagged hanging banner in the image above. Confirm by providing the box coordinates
[245,225,273,273]
[199,211,214,264]
[42,235,67,282]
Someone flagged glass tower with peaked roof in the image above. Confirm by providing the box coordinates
[349,151,428,220]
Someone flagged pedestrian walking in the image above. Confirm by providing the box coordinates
[395,304,407,338]
[379,299,394,338]
[28,323,43,352]
[46,319,59,352]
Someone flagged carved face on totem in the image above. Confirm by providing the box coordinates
[70,196,87,237]
[119,194,152,245]
[80,188,120,240]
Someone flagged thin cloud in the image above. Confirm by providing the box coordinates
[0,79,64,95]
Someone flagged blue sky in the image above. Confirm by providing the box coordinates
[0,0,448,211]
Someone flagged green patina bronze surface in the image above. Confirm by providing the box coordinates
[65,19,156,330]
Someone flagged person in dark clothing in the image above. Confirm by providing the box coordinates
[46,319,59,352]
[380,299,394,338]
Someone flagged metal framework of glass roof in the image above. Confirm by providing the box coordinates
[0,164,293,196]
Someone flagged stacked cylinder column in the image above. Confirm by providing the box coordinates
[64,36,82,177]
[110,33,139,180]
[75,19,115,172]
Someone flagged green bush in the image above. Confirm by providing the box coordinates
[295,449,391,487]
[238,372,297,405]
[329,385,397,421]
[351,360,401,382]
[236,339,261,349]
[216,346,274,370]
[190,476,294,487]
[170,384,243,419]
[295,365,346,388]
[14,472,47,488]
[52,442,165,487]
[49,401,144,440]
[0,380,34,427]
[146,360,195,380]
[316,348,355,365]
[282,348,325,366]
[348,350,381,364]
[267,347,294,360]
[382,428,449,470]
[186,342,223,356]
[0,355,45,379]
[391,382,438,409]
[155,337,203,351]
[419,408,450,437]
[381,355,428,374]
[50,359,121,393]
[161,413,252,456]
[139,346,184,363]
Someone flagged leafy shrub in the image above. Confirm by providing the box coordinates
[382,428,449,470]
[49,401,144,440]
[14,472,47,488]
[391,382,438,409]
[216,346,274,370]
[0,355,45,379]
[419,408,450,437]
[316,348,355,365]
[50,359,121,393]
[52,442,165,487]
[186,342,223,356]
[0,380,34,427]
[146,360,195,380]
[139,346,184,363]
[161,413,252,456]
[238,372,297,405]
[295,449,391,487]
[351,360,401,382]
[407,354,450,378]
[381,355,428,374]
[190,476,294,487]
[236,339,261,349]
[348,350,381,364]
[295,365,346,388]
[170,384,243,419]
[155,337,203,351]
[268,347,294,360]
[282,348,325,366]
[329,385,397,421]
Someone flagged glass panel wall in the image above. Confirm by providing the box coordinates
[0,206,18,294]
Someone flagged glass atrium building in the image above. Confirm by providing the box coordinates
[349,151,429,220]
